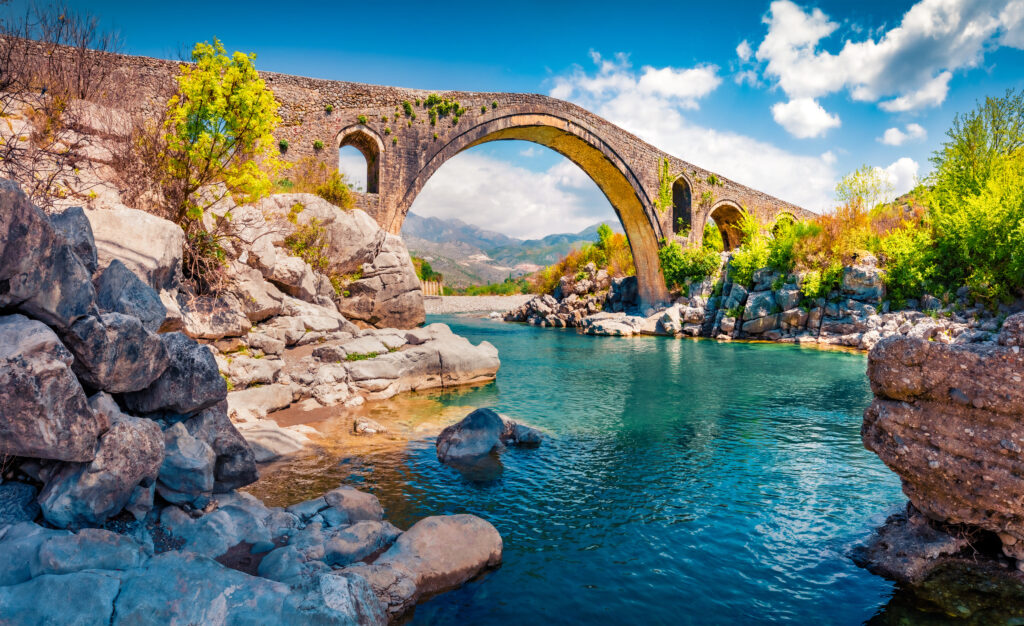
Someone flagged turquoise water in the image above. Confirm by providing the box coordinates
[261,314,909,624]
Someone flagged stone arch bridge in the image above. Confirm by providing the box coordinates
[95,51,815,306]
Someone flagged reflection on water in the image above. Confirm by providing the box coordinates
[250,314,921,624]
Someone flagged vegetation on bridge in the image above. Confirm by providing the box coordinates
[660,89,1024,308]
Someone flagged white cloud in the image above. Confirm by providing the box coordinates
[734,69,760,87]
[752,0,1024,112]
[821,150,837,165]
[549,55,838,212]
[875,157,920,199]
[878,72,951,112]
[636,64,722,108]
[879,123,927,146]
[737,39,753,61]
[771,97,841,138]
[551,53,721,111]
[408,151,614,239]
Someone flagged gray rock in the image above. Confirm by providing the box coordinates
[230,262,284,322]
[235,419,311,462]
[160,504,269,559]
[33,528,147,576]
[435,408,506,463]
[0,482,39,526]
[374,514,502,603]
[0,522,71,586]
[157,422,215,501]
[49,205,98,274]
[39,394,164,528]
[323,520,402,567]
[341,563,418,619]
[183,403,258,492]
[113,551,385,625]
[94,259,167,332]
[179,292,252,341]
[742,290,775,320]
[257,543,331,585]
[502,419,544,446]
[336,234,425,329]
[122,332,227,415]
[742,313,780,335]
[842,263,885,302]
[324,486,384,523]
[63,312,169,393]
[0,570,121,625]
[775,285,800,310]
[85,205,184,292]
[0,314,104,462]
[227,384,294,423]
[0,181,95,331]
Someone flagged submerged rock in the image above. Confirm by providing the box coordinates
[436,408,544,465]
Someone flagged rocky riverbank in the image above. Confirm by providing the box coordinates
[853,313,1024,620]
[505,256,1015,351]
[0,179,503,623]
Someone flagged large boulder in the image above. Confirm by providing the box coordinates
[372,514,501,602]
[93,259,167,332]
[121,332,227,415]
[62,312,169,393]
[84,204,184,292]
[38,393,164,528]
[336,234,425,329]
[0,179,95,330]
[259,194,385,275]
[49,205,98,274]
[183,403,259,491]
[742,290,775,320]
[270,255,319,301]
[843,262,885,302]
[0,483,40,526]
[33,528,148,576]
[863,333,1024,562]
[0,314,105,462]
[436,408,506,463]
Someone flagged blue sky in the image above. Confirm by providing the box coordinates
[28,0,1024,238]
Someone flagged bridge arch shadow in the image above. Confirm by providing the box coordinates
[672,175,693,237]
[708,200,747,251]
[394,112,670,305]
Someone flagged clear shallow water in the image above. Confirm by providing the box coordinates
[256,314,909,624]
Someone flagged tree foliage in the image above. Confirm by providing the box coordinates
[163,38,285,222]
[835,164,895,210]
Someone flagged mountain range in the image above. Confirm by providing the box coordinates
[401,212,623,287]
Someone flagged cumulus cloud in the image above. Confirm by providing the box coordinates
[876,157,920,199]
[551,53,721,110]
[408,151,614,239]
[752,0,1024,112]
[879,123,927,146]
[549,54,838,212]
[771,97,841,138]
[736,39,753,62]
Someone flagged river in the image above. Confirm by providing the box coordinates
[249,314,917,624]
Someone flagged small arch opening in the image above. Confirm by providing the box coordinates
[709,203,746,251]
[771,212,796,238]
[671,177,692,237]
[337,129,380,193]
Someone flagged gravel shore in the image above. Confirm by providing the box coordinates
[424,295,534,314]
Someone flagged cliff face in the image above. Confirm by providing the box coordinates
[863,314,1024,561]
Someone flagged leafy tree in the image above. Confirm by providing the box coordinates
[930,88,1024,198]
[835,164,894,210]
[163,38,285,223]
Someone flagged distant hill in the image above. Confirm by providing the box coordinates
[401,212,624,287]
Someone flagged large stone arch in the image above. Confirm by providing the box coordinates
[708,200,747,251]
[389,112,670,306]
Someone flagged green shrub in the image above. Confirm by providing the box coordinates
[491,100,498,109]
[357,115,368,124]
[481,105,487,113]
[346,352,378,361]
[312,139,324,151]
[324,104,333,113]
[879,224,935,306]
[402,100,413,116]
[728,214,769,286]
[798,264,842,301]
[658,241,720,289]
[384,127,391,135]
[278,139,288,152]
[283,218,329,273]
[314,171,353,208]
[703,222,724,252]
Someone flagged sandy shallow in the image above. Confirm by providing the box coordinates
[423,294,533,314]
